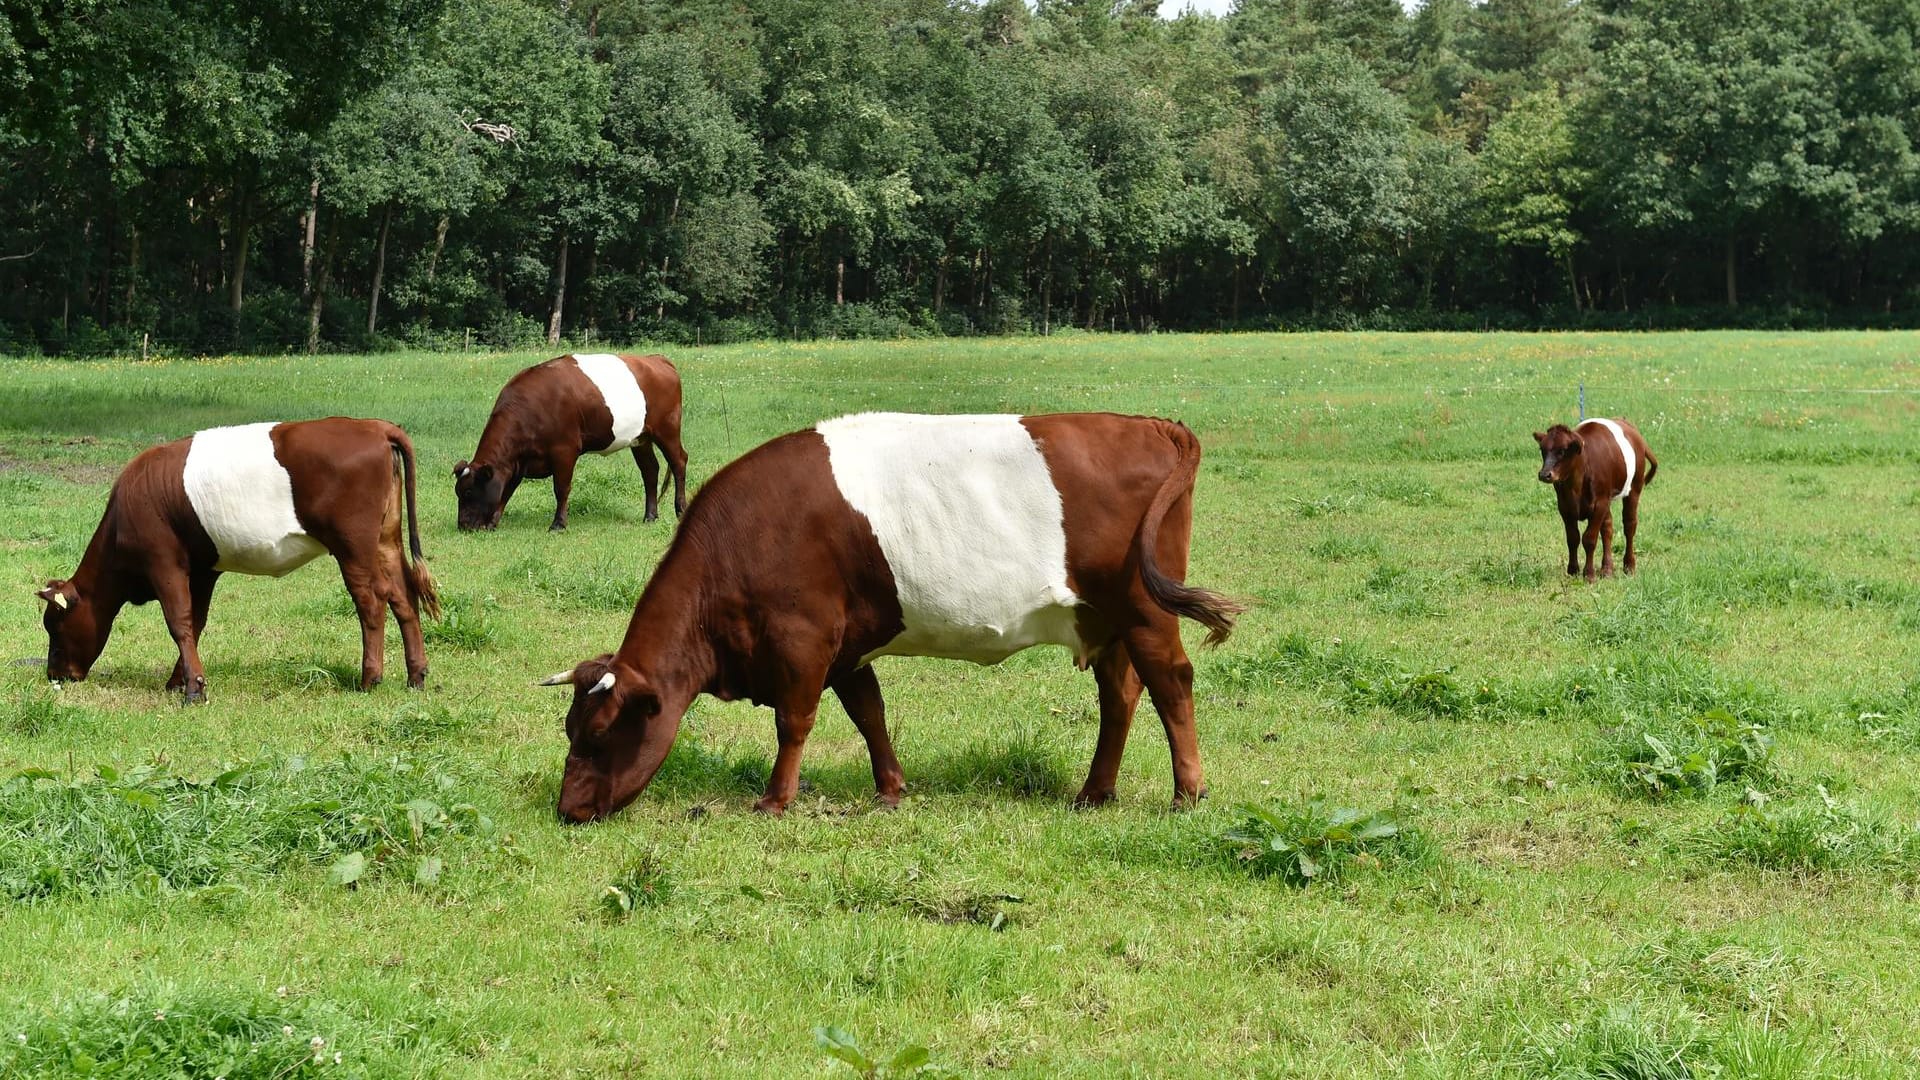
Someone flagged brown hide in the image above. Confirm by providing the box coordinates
[455,353,688,531]
[38,417,437,700]
[1533,418,1659,580]
[544,412,1243,822]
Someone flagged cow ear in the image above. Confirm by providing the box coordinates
[1566,438,1583,454]
[1532,431,1546,445]
[453,459,470,479]
[626,690,660,720]
[37,582,69,610]
[475,464,494,482]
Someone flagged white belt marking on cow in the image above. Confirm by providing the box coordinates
[1584,417,1636,500]
[572,354,649,454]
[182,422,328,576]
[818,413,1084,666]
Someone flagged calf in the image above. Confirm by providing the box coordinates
[538,411,1244,822]
[454,352,688,531]
[1534,417,1658,580]
[37,418,439,701]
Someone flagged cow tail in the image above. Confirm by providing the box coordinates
[1135,421,1245,647]
[1642,451,1658,488]
[389,426,441,621]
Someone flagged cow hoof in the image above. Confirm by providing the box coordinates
[359,676,382,692]
[1171,787,1208,810]
[873,791,903,810]
[751,797,789,817]
[549,521,567,533]
[643,513,659,524]
[407,674,427,690]
[1071,789,1117,810]
[180,679,208,705]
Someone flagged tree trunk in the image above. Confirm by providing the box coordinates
[307,215,339,354]
[656,192,680,319]
[1724,233,1738,309]
[228,187,251,313]
[427,215,449,282]
[835,255,845,306]
[583,238,598,331]
[123,225,140,321]
[547,233,569,345]
[367,202,392,336]
[1565,252,1581,314]
[1041,232,1053,336]
[934,254,947,315]
[300,178,319,297]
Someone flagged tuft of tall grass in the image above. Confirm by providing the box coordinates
[1471,551,1549,588]
[1511,1004,1823,1080]
[1563,575,1721,651]
[0,984,458,1078]
[421,593,500,652]
[496,554,642,612]
[919,717,1072,799]
[5,683,90,737]
[1692,787,1919,874]
[1361,562,1451,618]
[0,755,501,901]
[1586,709,1778,800]
[823,863,1023,930]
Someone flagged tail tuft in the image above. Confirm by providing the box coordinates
[407,559,441,621]
[1135,421,1247,648]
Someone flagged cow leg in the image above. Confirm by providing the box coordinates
[549,451,577,531]
[338,558,389,691]
[1598,505,1617,578]
[755,700,822,818]
[832,665,904,807]
[632,441,662,523]
[1123,623,1206,807]
[380,544,428,689]
[1073,642,1144,809]
[1581,515,1602,582]
[657,427,689,517]
[166,570,218,694]
[1561,510,1581,576]
[154,568,210,703]
[1622,495,1640,575]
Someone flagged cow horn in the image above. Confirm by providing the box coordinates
[537,669,576,686]
[588,672,615,695]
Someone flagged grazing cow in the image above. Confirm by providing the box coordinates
[1534,417,1658,580]
[37,418,440,701]
[454,352,688,532]
[538,411,1244,823]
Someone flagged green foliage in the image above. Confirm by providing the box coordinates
[813,1025,941,1079]
[1588,709,1778,800]
[1220,800,1416,885]
[420,593,499,652]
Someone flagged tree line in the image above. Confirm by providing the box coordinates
[5,0,1920,355]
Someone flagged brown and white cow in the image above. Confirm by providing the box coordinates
[37,418,440,701]
[1534,417,1658,580]
[454,352,688,532]
[537,411,1244,823]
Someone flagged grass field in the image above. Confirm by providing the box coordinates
[2,331,1919,1078]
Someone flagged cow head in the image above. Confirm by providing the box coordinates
[452,460,508,531]
[541,653,685,823]
[38,580,104,682]
[1534,426,1582,485]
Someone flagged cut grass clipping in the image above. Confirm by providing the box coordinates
[0,984,457,1078]
[0,756,501,901]
[1220,800,1420,886]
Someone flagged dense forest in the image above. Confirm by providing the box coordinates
[4,0,1920,354]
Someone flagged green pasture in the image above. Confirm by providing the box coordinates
[2,332,1918,1077]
